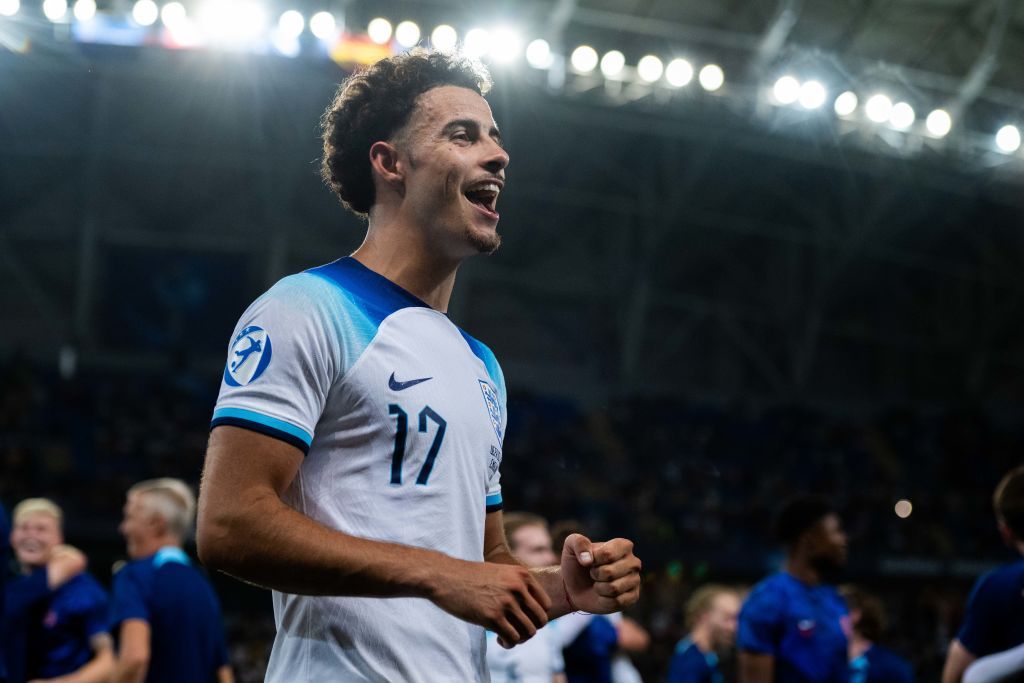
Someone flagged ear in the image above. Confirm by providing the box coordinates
[998,520,1016,546]
[369,141,404,187]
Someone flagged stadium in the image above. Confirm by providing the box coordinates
[2,0,1024,681]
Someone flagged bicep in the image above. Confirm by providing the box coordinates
[200,427,303,516]
[739,651,774,683]
[118,619,151,663]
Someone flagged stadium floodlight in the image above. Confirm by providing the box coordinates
[833,91,858,117]
[198,0,266,42]
[430,24,457,51]
[277,10,304,39]
[665,58,693,87]
[925,109,952,138]
[996,124,1022,153]
[463,27,489,58]
[489,27,522,63]
[131,0,157,26]
[72,0,95,21]
[394,20,419,48]
[894,499,912,519]
[600,50,625,78]
[0,0,18,16]
[889,102,915,130]
[570,45,598,73]
[864,94,893,123]
[366,17,391,44]
[772,75,800,105]
[637,55,663,83]
[310,11,336,40]
[42,0,67,21]
[525,38,552,69]
[161,1,187,29]
[798,80,826,110]
[698,64,724,91]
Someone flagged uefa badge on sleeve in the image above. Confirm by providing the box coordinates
[224,325,273,387]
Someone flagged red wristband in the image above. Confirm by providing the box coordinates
[563,577,578,613]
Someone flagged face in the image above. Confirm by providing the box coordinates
[705,592,741,650]
[11,512,62,568]
[509,524,557,568]
[119,493,157,560]
[393,85,509,259]
[807,513,849,571]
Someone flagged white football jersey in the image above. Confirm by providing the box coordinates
[211,257,507,682]
[485,625,565,683]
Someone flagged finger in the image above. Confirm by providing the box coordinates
[593,572,642,598]
[563,533,594,566]
[494,617,522,648]
[505,602,539,642]
[591,538,634,566]
[521,577,551,625]
[589,554,642,582]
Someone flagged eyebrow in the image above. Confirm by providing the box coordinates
[441,118,505,148]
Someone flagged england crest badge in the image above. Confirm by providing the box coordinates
[478,379,503,441]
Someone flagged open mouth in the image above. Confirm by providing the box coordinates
[464,181,501,219]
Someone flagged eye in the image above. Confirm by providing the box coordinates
[452,131,471,142]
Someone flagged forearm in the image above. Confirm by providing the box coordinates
[113,659,148,683]
[198,490,458,597]
[483,543,571,620]
[58,648,115,683]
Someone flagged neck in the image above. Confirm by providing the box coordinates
[137,535,180,559]
[690,626,713,653]
[356,212,463,312]
[785,556,822,585]
[849,633,873,660]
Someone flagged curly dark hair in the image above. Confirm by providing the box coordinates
[320,49,493,216]
[774,494,836,546]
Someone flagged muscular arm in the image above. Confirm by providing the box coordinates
[198,426,549,645]
[114,620,150,683]
[47,635,114,683]
[739,651,775,683]
[943,640,977,683]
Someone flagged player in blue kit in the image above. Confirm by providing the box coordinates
[738,496,850,683]
[5,498,112,683]
[668,585,742,683]
[841,586,913,683]
[942,465,1024,683]
[110,479,232,683]
[196,49,641,682]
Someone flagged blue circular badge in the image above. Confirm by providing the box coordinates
[224,325,273,387]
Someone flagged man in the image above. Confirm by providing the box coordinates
[196,48,642,683]
[486,513,566,683]
[942,465,1024,683]
[109,479,232,683]
[738,495,849,683]
[5,498,112,683]
[668,585,742,683]
[840,586,913,683]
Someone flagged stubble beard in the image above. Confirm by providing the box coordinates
[466,224,502,255]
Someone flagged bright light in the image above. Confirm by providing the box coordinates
[42,0,67,21]
[277,10,304,39]
[570,45,598,73]
[0,0,18,16]
[490,27,521,63]
[865,94,893,123]
[996,124,1022,153]
[72,0,95,21]
[637,55,664,83]
[665,58,693,87]
[834,91,858,117]
[525,38,552,69]
[698,64,724,91]
[198,0,267,42]
[889,102,915,130]
[799,80,827,110]
[161,2,187,29]
[600,50,625,78]
[773,75,800,105]
[366,17,391,44]
[310,11,336,40]
[925,109,952,138]
[394,20,419,48]
[271,33,300,56]
[430,24,456,51]
[894,499,913,519]
[463,27,489,59]
[132,0,157,26]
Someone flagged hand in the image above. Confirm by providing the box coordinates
[429,559,551,649]
[47,545,87,589]
[561,534,641,614]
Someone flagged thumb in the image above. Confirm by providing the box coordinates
[563,533,594,567]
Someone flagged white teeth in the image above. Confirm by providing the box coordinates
[468,182,500,194]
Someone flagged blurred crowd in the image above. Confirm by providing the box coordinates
[1,353,1018,681]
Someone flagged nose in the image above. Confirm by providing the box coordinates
[482,139,509,175]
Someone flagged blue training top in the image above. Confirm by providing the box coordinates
[109,547,228,683]
[738,572,849,683]
[667,637,723,683]
[563,614,619,683]
[957,559,1024,657]
[28,572,109,679]
[851,644,914,683]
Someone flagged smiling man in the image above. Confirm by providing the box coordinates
[197,49,641,682]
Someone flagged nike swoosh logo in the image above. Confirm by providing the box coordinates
[388,372,432,391]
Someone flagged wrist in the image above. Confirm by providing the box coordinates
[412,552,461,600]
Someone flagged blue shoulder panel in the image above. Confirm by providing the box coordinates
[458,329,506,398]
